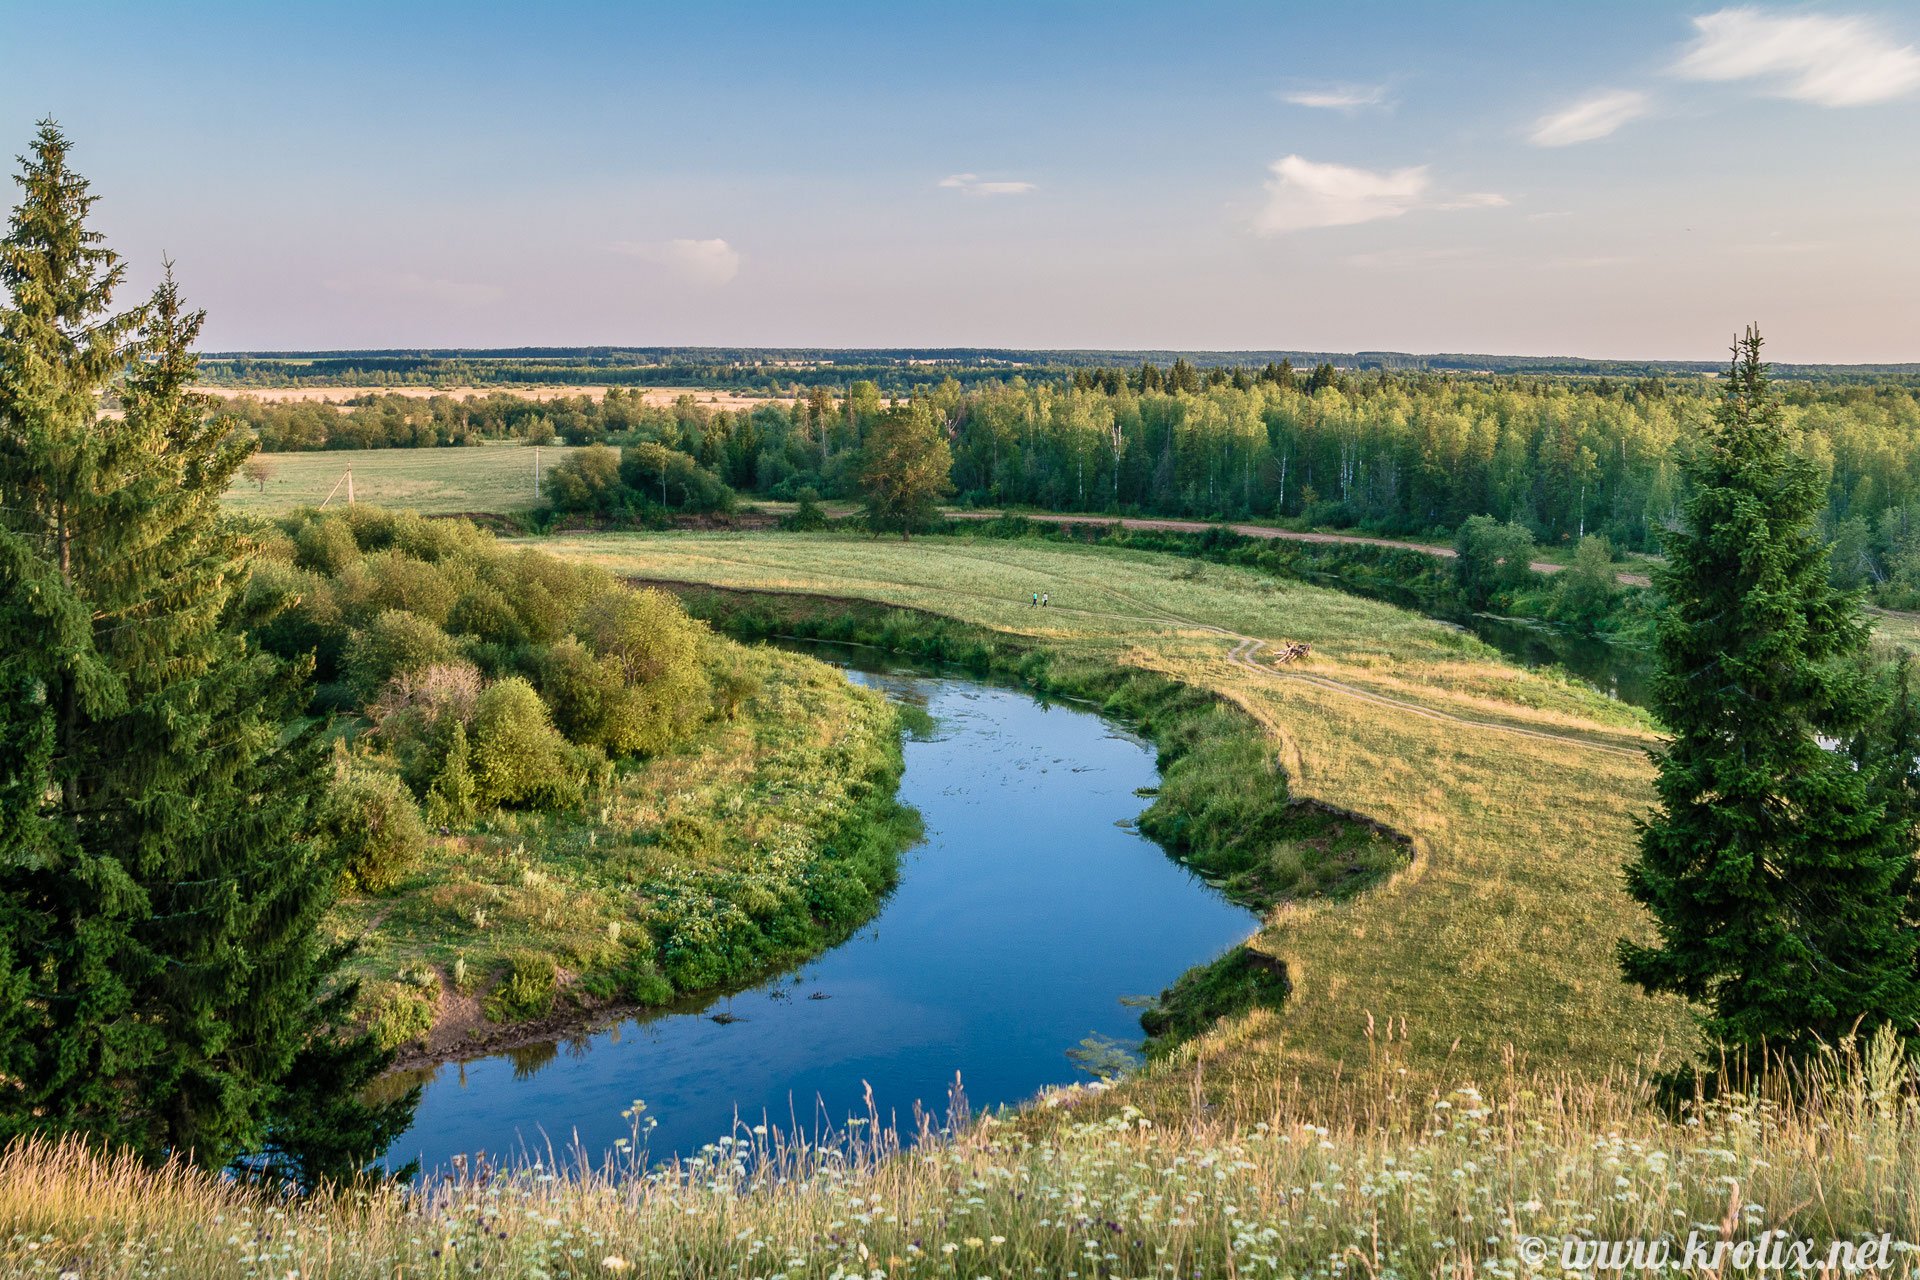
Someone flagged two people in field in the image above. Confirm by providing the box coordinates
[1028,592,1050,607]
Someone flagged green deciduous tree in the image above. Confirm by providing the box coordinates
[0,121,412,1180]
[859,406,953,538]
[1620,326,1920,1064]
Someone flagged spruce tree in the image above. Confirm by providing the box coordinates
[1620,326,1920,1062]
[0,120,412,1179]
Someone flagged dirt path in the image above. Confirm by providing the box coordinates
[947,510,1655,588]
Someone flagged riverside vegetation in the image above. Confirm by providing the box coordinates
[244,503,915,1056]
[12,123,1920,1278]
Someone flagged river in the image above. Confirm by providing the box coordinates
[380,652,1258,1174]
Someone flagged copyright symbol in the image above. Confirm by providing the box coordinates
[1518,1236,1552,1268]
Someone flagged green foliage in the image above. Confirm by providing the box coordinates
[469,678,588,809]
[1621,328,1920,1063]
[485,950,558,1021]
[575,588,712,756]
[1453,515,1538,610]
[0,122,410,1183]
[859,405,953,537]
[781,486,830,530]
[1552,535,1620,633]
[344,609,459,700]
[424,721,476,825]
[1141,946,1291,1052]
[318,770,429,894]
[619,441,734,513]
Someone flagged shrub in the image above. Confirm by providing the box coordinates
[344,609,460,701]
[485,950,558,1021]
[469,677,584,809]
[291,513,359,576]
[317,768,430,893]
[347,549,460,625]
[425,721,477,825]
[447,583,526,646]
[780,486,830,531]
[576,587,712,756]
[533,635,631,751]
[543,443,623,513]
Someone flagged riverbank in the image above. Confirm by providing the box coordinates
[536,531,1687,1099]
[336,642,919,1065]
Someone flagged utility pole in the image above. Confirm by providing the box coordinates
[346,465,355,506]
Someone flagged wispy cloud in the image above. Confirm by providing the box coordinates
[938,173,1036,197]
[1253,156,1506,236]
[1255,156,1430,234]
[1281,84,1390,111]
[1674,7,1920,106]
[1529,89,1653,145]
[611,237,742,285]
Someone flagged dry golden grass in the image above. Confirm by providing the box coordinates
[535,531,1693,1098]
[6,1033,1916,1278]
[195,384,784,409]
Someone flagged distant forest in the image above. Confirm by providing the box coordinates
[197,345,1920,392]
[219,365,1920,602]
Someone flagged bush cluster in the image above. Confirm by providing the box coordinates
[246,506,737,885]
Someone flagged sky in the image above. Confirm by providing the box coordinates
[2,0,1916,362]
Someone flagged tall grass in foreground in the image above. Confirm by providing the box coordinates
[6,1033,1917,1279]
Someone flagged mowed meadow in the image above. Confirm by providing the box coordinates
[222,441,572,515]
[538,531,1693,1095]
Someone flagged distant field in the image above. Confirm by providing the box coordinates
[220,442,570,515]
[196,384,781,410]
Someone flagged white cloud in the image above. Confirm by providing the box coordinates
[1281,84,1389,111]
[1529,89,1653,145]
[1674,7,1920,106]
[1437,192,1511,210]
[1253,157,1506,236]
[939,173,1036,196]
[1254,156,1431,234]
[611,237,742,285]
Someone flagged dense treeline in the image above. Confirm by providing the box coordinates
[198,346,1920,391]
[222,372,1920,588]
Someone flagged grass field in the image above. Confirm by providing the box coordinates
[336,643,907,1062]
[534,531,1692,1098]
[22,530,1920,1280]
[221,441,571,515]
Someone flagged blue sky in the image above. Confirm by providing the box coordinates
[3,1,1916,360]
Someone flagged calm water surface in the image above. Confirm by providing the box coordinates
[383,655,1256,1173]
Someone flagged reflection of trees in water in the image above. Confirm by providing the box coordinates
[507,1041,559,1080]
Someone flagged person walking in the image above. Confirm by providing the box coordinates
[1042,592,1050,607]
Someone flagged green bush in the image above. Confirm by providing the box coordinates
[344,609,460,700]
[291,513,358,575]
[347,549,460,625]
[576,587,712,756]
[485,950,558,1021]
[317,768,430,893]
[469,677,585,809]
[447,583,526,646]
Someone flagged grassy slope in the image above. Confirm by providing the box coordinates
[536,531,1694,1096]
[221,441,573,515]
[336,641,909,1061]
